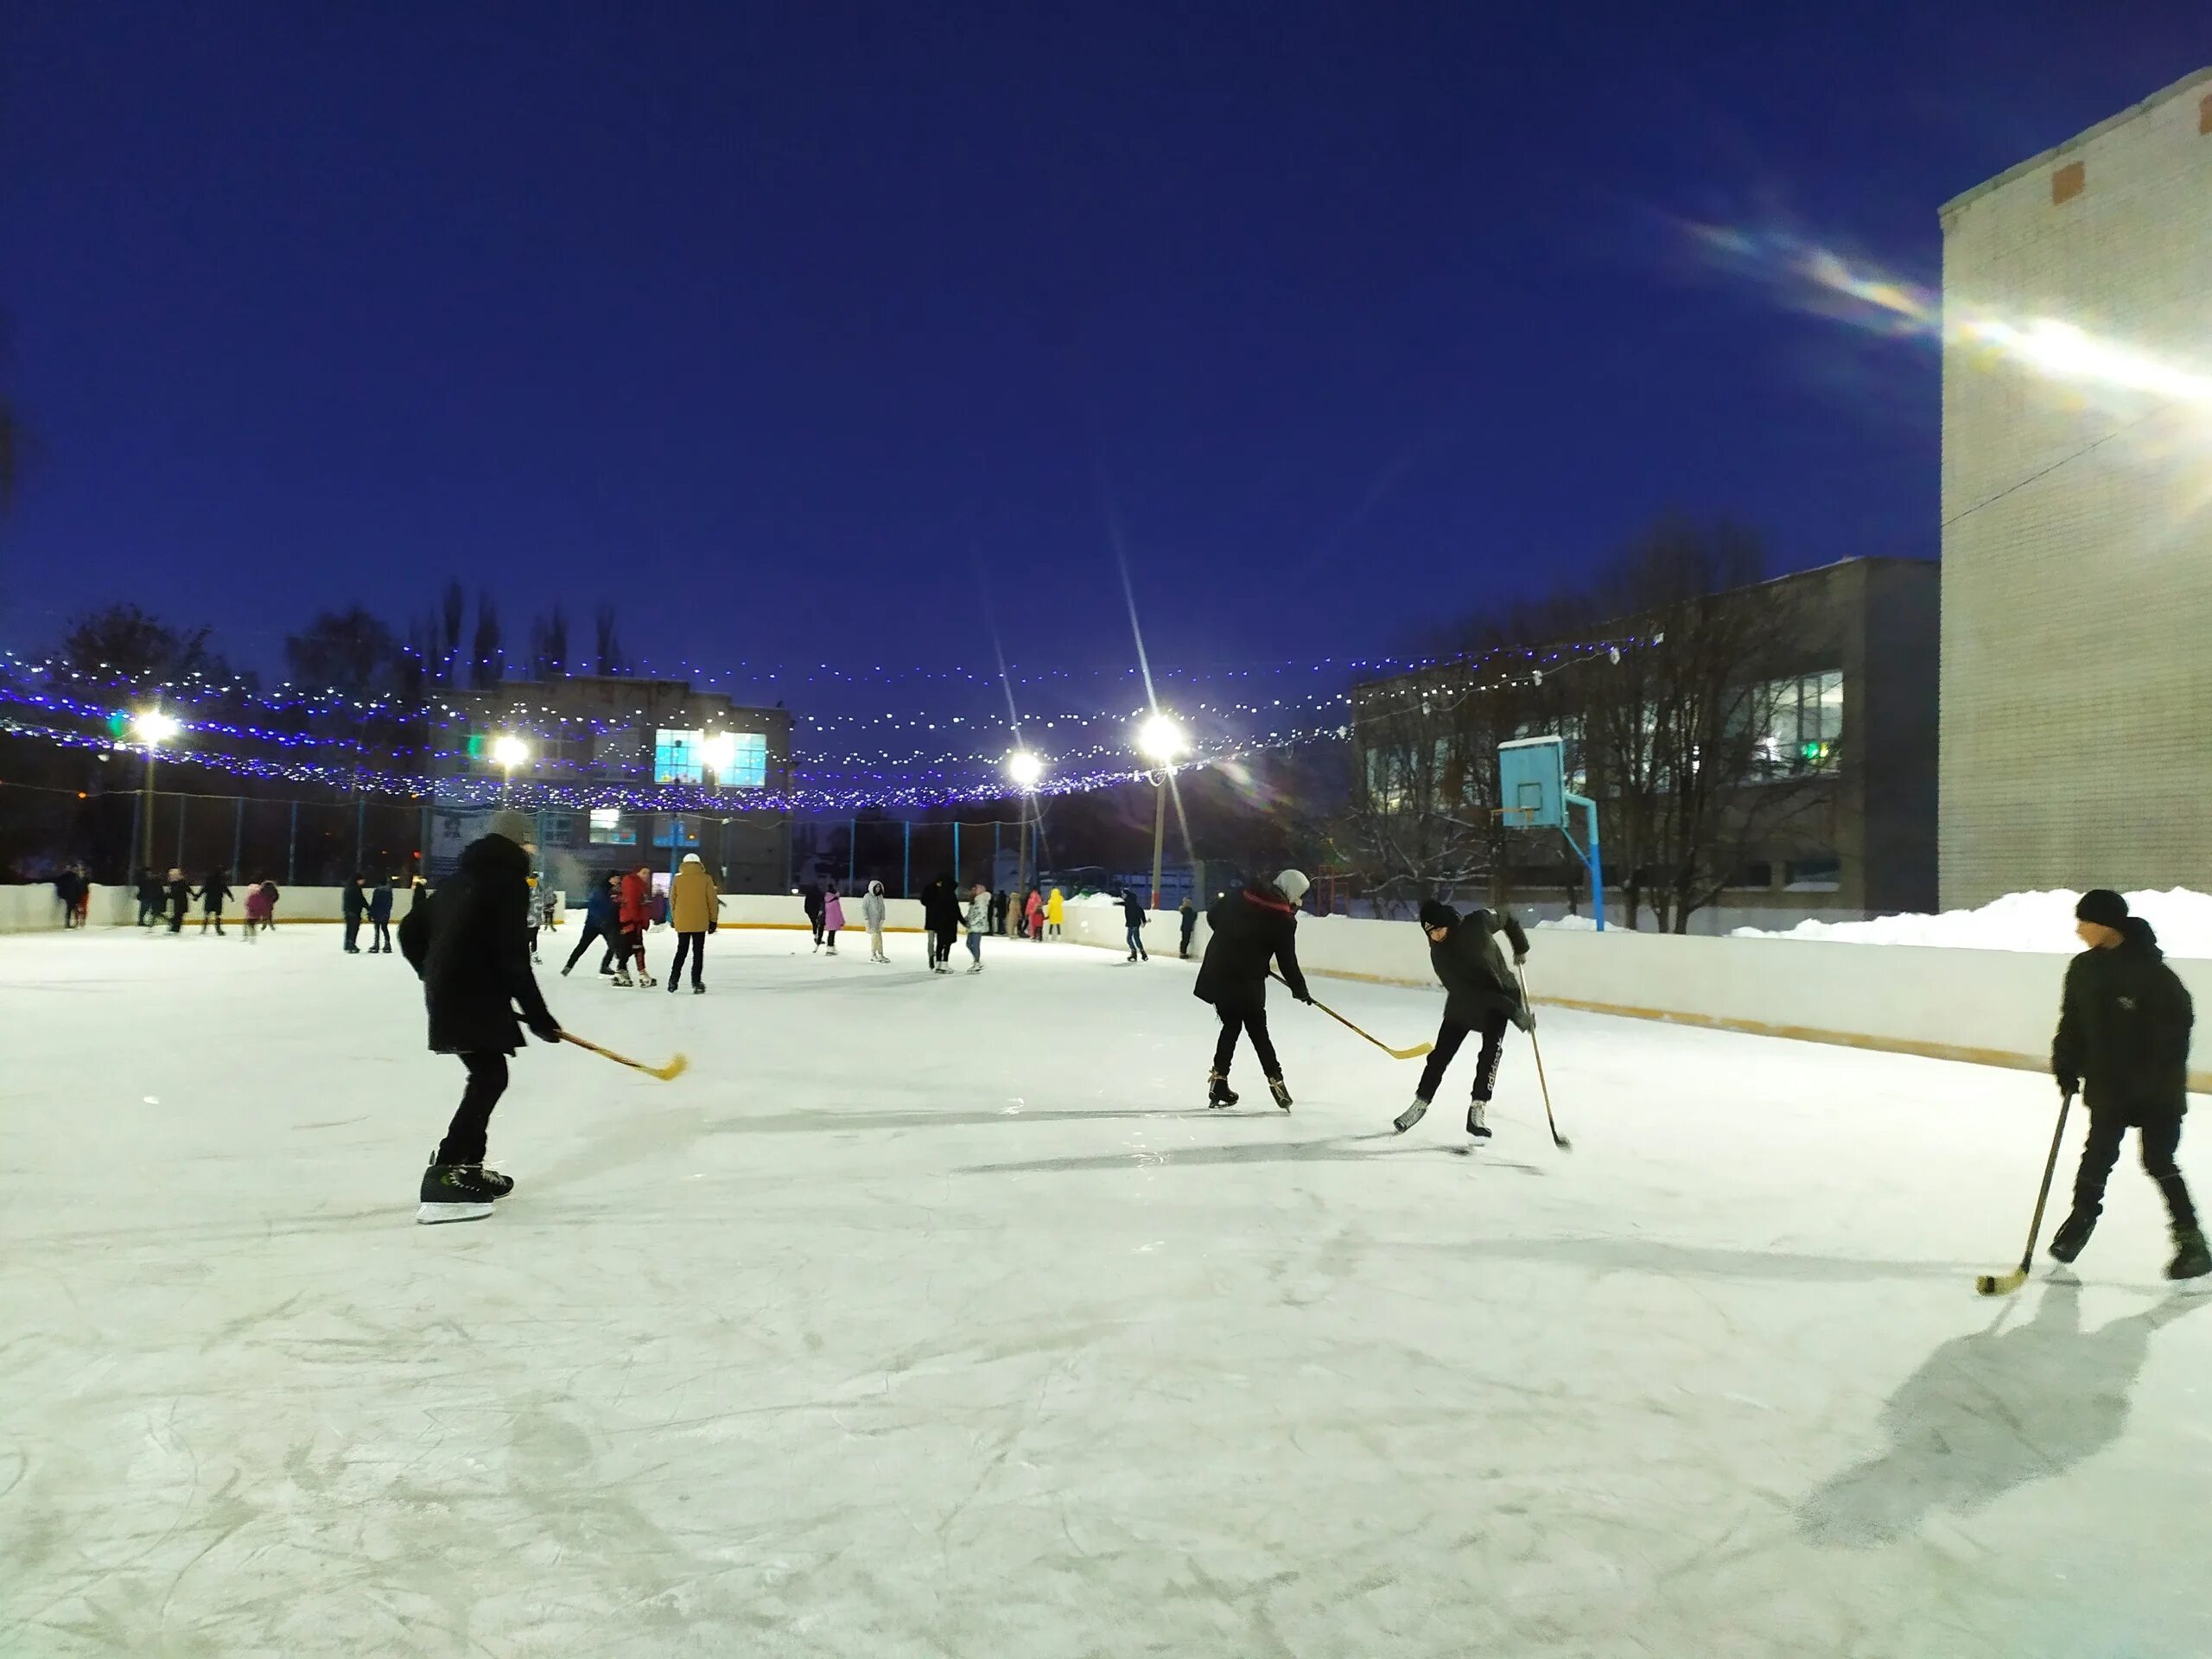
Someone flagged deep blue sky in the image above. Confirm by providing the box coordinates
[3,2,2204,709]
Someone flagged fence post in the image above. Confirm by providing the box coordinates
[355,796,365,874]
[849,817,857,889]
[287,801,298,887]
[231,797,244,880]
[128,789,143,882]
[175,794,187,868]
[902,821,911,898]
[952,821,961,886]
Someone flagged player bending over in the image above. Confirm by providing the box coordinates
[1395,899,1533,1141]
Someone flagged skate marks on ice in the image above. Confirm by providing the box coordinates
[962,1135,1548,1178]
[1796,1275,2211,1547]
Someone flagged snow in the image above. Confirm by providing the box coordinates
[6,927,2211,1656]
[1735,887,2212,955]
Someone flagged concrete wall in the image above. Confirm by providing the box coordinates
[1940,68,2212,906]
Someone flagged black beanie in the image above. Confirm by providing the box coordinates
[1417,899,1458,931]
[2075,889,2129,929]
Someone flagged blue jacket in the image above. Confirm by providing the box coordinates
[585,884,618,931]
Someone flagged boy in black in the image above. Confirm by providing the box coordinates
[2050,889,2209,1280]
[1179,895,1198,959]
[1194,870,1313,1109]
[398,810,561,1224]
[367,876,396,954]
[200,869,233,934]
[1394,899,1533,1141]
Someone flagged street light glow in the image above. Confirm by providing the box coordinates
[492,734,530,769]
[703,732,739,777]
[1137,713,1186,766]
[1006,750,1044,789]
[134,710,181,745]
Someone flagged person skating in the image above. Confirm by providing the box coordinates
[54,868,83,929]
[614,863,656,986]
[243,880,272,940]
[863,880,890,963]
[668,852,718,993]
[397,807,559,1224]
[1179,894,1198,959]
[200,869,233,935]
[990,888,1009,938]
[803,880,826,951]
[963,882,990,972]
[921,874,961,973]
[342,874,368,953]
[2049,890,2208,1281]
[369,875,397,954]
[165,868,194,934]
[821,881,845,956]
[1026,887,1046,944]
[563,873,621,977]
[259,879,281,931]
[1046,887,1065,939]
[1194,870,1313,1109]
[1393,899,1533,1141]
[136,868,164,927]
[1122,888,1150,962]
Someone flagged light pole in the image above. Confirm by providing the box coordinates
[1006,750,1044,900]
[133,709,181,871]
[493,734,529,804]
[1136,713,1185,909]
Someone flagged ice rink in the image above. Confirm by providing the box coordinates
[5,922,2209,1657]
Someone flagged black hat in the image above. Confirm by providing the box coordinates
[1417,899,1458,931]
[2075,889,2129,929]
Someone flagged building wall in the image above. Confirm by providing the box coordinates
[1939,68,2212,907]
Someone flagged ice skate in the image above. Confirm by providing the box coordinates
[2169,1227,2210,1281]
[692,983,705,995]
[2048,1208,2094,1264]
[1465,1099,1492,1140]
[417,1157,505,1224]
[612,969,635,987]
[1268,1077,1293,1112]
[968,962,983,973]
[1393,1096,1430,1134]
[1207,1071,1238,1109]
[637,973,658,988]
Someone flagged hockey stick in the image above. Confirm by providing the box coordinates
[1515,964,1570,1152]
[561,1032,690,1082]
[1976,1091,2072,1296]
[1271,973,1433,1059]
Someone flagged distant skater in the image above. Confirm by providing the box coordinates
[2049,890,2209,1280]
[804,881,826,950]
[821,881,845,956]
[1122,889,1149,962]
[243,881,271,940]
[259,880,281,931]
[1026,887,1046,944]
[614,863,656,987]
[369,876,397,954]
[342,874,368,953]
[963,882,989,972]
[1046,887,1065,939]
[1194,871,1312,1110]
[563,874,621,978]
[166,869,194,934]
[397,808,559,1225]
[863,880,889,963]
[668,852,718,994]
[200,870,233,935]
[922,874,960,973]
[1393,900,1533,1141]
[136,868,163,927]
[1179,895,1198,959]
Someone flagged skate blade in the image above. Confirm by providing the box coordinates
[1394,1102,1429,1134]
[416,1201,495,1225]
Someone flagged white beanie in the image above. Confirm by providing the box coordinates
[1275,869,1311,905]
[682,852,702,865]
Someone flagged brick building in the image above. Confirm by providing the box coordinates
[1939,67,2212,906]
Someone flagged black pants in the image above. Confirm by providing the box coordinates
[1212,1006,1281,1080]
[810,914,825,945]
[201,908,224,935]
[1180,921,1196,958]
[671,931,706,988]
[343,917,361,951]
[168,907,186,934]
[564,922,616,975]
[373,918,392,951]
[935,924,956,964]
[1415,1013,1510,1104]
[2073,1108,2197,1230]
[439,1052,511,1166]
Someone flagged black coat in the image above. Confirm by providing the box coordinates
[2053,918,2192,1118]
[1428,906,1529,1027]
[1194,884,1308,1014]
[369,885,394,921]
[802,884,824,921]
[201,880,232,911]
[342,882,368,919]
[921,879,962,931]
[167,879,194,914]
[399,835,554,1056]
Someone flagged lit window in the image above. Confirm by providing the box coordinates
[655,729,705,785]
[589,808,636,846]
[712,732,768,789]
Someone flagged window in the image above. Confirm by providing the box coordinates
[588,808,636,846]
[714,732,768,789]
[655,729,705,785]
[652,816,702,849]
[1749,671,1843,778]
[1785,854,1841,893]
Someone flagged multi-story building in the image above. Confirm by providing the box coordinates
[1348,556,1938,926]
[1939,67,2212,906]
[429,676,794,893]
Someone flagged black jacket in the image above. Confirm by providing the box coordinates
[1122,893,1147,928]
[342,882,368,919]
[201,880,232,911]
[1194,883,1309,1014]
[399,835,555,1056]
[2054,918,2192,1117]
[369,885,394,921]
[802,884,824,921]
[921,878,962,931]
[1429,906,1530,1027]
[167,879,194,912]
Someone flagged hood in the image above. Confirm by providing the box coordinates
[460,834,531,877]
[2120,915,2164,959]
[869,880,884,895]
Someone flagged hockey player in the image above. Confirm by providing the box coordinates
[1393,899,1533,1141]
[1194,870,1313,1109]
[863,880,890,963]
[2050,890,2209,1280]
[398,808,559,1224]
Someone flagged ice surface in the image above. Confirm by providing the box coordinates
[1732,887,2212,954]
[4,927,2210,1657]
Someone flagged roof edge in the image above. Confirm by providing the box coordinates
[1939,65,2212,223]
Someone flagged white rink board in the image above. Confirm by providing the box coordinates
[3,928,2210,1657]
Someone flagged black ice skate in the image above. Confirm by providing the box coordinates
[1465,1100,1492,1140]
[1393,1096,1430,1134]
[417,1158,507,1224]
[2048,1209,2095,1264]
[1268,1077,1293,1112]
[2169,1227,2210,1281]
[1207,1071,1239,1109]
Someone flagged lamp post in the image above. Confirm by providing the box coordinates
[1006,750,1044,899]
[1136,713,1185,909]
[133,709,181,871]
[493,734,529,804]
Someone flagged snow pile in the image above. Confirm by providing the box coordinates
[1534,914,1600,932]
[1732,888,2212,956]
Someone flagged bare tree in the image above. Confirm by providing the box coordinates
[284,606,400,696]
[439,582,467,684]
[529,604,570,680]
[594,602,627,677]
[57,604,218,690]
[470,591,502,690]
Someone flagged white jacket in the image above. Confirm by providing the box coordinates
[862,888,887,929]
[963,893,988,931]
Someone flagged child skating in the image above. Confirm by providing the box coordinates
[2049,890,2209,1280]
[1394,899,1533,1141]
[397,809,561,1224]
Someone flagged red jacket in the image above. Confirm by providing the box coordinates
[619,872,652,931]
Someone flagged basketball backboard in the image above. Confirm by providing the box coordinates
[1497,735,1566,830]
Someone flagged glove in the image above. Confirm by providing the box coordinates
[1511,1002,1536,1033]
[2057,1075,2078,1103]
[531,1015,563,1045]
[1294,988,1314,1005]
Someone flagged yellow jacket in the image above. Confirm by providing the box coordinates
[1046,889,1065,925]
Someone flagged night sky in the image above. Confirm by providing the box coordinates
[3,2,2204,715]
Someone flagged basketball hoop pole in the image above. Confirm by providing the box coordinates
[1564,790,1605,932]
